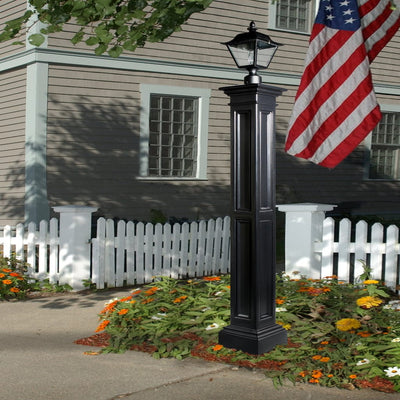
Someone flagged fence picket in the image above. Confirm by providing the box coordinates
[3,225,11,258]
[49,218,59,283]
[337,219,351,282]
[94,218,106,289]
[135,222,145,284]
[354,220,368,280]
[171,223,180,279]
[205,219,215,276]
[26,222,37,275]
[105,219,116,288]
[321,217,335,278]
[371,223,384,281]
[15,223,24,260]
[196,220,207,276]
[385,225,399,289]
[188,222,198,276]
[212,218,223,275]
[220,216,230,274]
[126,221,135,285]
[180,222,190,275]
[116,220,126,287]
[38,220,48,279]
[152,223,163,277]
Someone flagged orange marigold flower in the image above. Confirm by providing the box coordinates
[212,344,223,351]
[324,275,338,279]
[349,374,357,379]
[320,341,329,345]
[320,357,330,362]
[2,279,12,285]
[336,318,361,332]
[312,370,323,379]
[120,295,133,302]
[142,297,155,304]
[10,287,20,293]
[357,331,372,338]
[95,320,110,332]
[309,378,319,384]
[173,295,188,303]
[9,272,20,277]
[298,371,308,378]
[117,309,129,315]
[145,287,159,296]
[2,268,11,273]
[276,298,285,305]
[312,355,322,360]
[327,374,334,378]
[356,296,383,309]
[0,273,5,278]
[363,280,379,285]
[203,276,221,281]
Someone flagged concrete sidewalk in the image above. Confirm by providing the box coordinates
[0,290,398,400]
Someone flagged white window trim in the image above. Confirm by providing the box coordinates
[268,0,319,35]
[139,84,210,180]
[364,104,400,181]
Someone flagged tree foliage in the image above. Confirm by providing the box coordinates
[0,0,214,57]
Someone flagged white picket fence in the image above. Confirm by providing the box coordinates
[91,216,231,289]
[279,204,400,290]
[315,217,400,288]
[0,207,230,290]
[0,219,60,281]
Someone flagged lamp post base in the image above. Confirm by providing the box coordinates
[219,323,287,355]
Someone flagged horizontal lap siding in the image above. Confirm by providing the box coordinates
[46,65,231,221]
[0,68,26,225]
[0,0,26,57]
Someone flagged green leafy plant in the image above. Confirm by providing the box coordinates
[0,0,214,57]
[0,255,35,300]
[91,272,400,392]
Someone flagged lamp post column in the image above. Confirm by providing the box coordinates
[218,83,287,354]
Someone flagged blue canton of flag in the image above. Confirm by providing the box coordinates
[316,0,361,31]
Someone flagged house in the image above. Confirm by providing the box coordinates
[0,0,399,227]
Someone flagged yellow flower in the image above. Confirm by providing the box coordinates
[336,318,361,332]
[356,296,383,309]
[277,321,291,330]
[363,280,379,285]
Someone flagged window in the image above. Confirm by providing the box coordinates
[367,112,400,180]
[269,0,316,34]
[140,85,210,179]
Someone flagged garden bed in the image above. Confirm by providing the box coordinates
[75,273,400,393]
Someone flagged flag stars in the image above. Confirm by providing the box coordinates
[326,14,335,21]
[345,17,357,24]
[339,0,350,6]
[343,9,355,16]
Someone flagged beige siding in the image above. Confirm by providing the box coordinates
[0,0,26,58]
[46,65,231,221]
[0,68,26,225]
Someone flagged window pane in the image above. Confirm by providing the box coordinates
[275,0,311,33]
[369,112,400,180]
[148,94,198,177]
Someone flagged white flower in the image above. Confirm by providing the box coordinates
[384,366,400,377]
[392,338,400,343]
[205,323,220,331]
[356,358,370,366]
[104,297,119,305]
[157,312,167,317]
[276,307,288,313]
[214,291,223,296]
[384,300,400,311]
[151,316,162,320]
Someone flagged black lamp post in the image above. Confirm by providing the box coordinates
[218,22,288,354]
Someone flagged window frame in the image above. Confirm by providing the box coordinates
[364,105,400,181]
[139,84,210,180]
[268,0,318,35]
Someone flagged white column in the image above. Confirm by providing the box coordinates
[53,206,98,290]
[277,203,336,279]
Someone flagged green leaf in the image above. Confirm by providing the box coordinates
[28,33,46,47]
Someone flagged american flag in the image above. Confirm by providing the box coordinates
[285,0,400,168]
